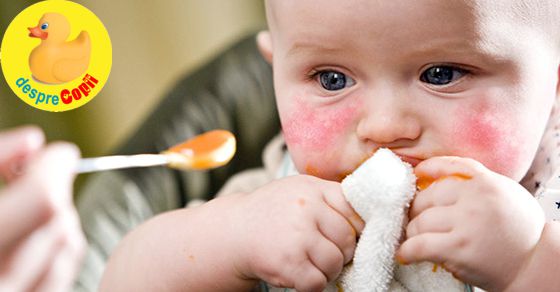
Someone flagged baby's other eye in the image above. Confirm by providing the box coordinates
[420,65,467,86]
[318,70,355,91]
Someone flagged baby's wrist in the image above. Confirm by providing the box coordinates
[214,192,257,281]
[502,222,560,292]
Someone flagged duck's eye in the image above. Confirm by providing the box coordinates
[318,71,355,91]
[41,23,49,30]
[420,65,467,86]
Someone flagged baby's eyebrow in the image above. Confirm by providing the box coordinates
[285,37,515,70]
[399,38,511,65]
[286,41,346,57]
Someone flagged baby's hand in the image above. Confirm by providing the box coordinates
[229,175,364,292]
[396,157,545,291]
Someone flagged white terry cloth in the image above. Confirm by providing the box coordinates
[326,148,465,292]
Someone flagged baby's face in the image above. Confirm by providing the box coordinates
[264,0,559,182]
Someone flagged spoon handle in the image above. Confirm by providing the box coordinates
[77,154,169,173]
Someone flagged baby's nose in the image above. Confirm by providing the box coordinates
[356,99,421,145]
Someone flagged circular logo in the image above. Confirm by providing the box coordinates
[0,0,112,112]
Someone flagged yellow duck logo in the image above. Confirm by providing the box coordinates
[28,13,91,84]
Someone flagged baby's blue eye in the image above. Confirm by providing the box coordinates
[41,23,49,30]
[318,71,355,91]
[420,66,467,86]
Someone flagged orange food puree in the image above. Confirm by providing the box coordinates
[416,173,471,190]
[165,130,236,170]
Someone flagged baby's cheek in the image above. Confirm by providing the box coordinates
[281,98,359,151]
[281,97,360,179]
[451,102,522,176]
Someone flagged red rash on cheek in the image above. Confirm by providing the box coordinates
[461,110,500,150]
[281,98,359,150]
[453,102,519,173]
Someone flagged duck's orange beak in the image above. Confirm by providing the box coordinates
[28,26,48,40]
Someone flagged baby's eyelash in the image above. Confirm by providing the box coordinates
[306,69,321,81]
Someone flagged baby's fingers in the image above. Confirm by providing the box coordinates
[292,260,327,292]
[317,206,357,264]
[319,180,364,235]
[406,206,454,238]
[396,232,452,265]
[308,238,344,283]
[409,180,461,220]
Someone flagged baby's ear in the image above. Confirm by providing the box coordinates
[256,31,273,64]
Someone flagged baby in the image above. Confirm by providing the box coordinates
[100,0,560,291]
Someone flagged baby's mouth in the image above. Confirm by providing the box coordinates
[365,147,424,167]
[394,154,423,167]
[338,151,424,181]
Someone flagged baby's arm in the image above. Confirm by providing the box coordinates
[503,221,560,291]
[100,175,363,292]
[99,193,257,291]
[396,157,547,291]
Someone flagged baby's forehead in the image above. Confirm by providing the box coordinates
[266,0,559,55]
[266,0,557,34]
